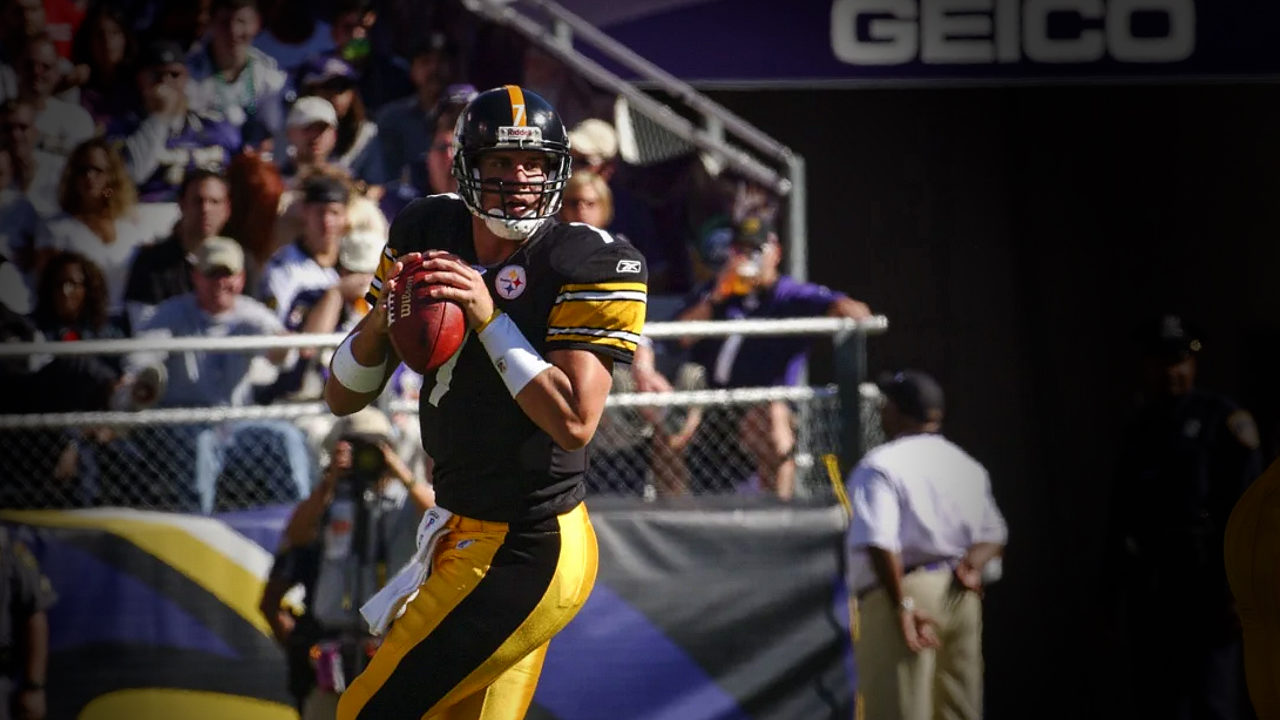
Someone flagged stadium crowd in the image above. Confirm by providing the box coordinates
[0,0,877,509]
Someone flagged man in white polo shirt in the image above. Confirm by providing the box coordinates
[845,370,1007,720]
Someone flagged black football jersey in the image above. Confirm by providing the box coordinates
[366,194,648,522]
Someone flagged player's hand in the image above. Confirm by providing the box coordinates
[419,250,494,330]
[366,252,422,335]
[898,608,941,653]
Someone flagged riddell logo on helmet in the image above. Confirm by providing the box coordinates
[498,126,543,143]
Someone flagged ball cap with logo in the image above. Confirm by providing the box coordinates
[732,213,776,250]
[194,236,244,275]
[876,369,945,423]
[1138,313,1202,362]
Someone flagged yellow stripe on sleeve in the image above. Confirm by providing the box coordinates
[558,282,647,294]
[547,299,645,336]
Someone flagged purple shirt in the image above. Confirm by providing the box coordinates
[685,276,844,388]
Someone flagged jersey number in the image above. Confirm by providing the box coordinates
[427,340,466,407]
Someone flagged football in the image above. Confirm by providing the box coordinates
[385,263,467,374]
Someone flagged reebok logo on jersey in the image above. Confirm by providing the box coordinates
[616,259,642,274]
[498,126,542,143]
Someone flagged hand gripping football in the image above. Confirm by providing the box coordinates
[385,262,466,374]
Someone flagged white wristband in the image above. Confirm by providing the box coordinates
[477,312,553,397]
[331,334,387,394]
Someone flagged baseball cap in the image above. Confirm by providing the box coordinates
[138,39,186,68]
[194,236,244,275]
[876,369,945,423]
[299,55,358,89]
[1139,313,1202,360]
[328,406,394,448]
[338,229,383,273]
[732,213,775,249]
[286,96,338,129]
[568,118,618,167]
[302,176,350,205]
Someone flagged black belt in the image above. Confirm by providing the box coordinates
[856,560,952,600]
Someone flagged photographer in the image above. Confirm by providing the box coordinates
[258,407,432,719]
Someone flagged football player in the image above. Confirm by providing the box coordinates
[325,85,647,720]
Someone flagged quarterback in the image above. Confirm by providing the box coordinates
[325,85,646,719]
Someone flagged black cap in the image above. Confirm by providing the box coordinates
[1138,313,1202,360]
[139,39,186,68]
[302,176,350,205]
[877,369,945,423]
[732,213,775,249]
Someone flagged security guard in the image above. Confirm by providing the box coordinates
[1111,314,1261,719]
[1,526,56,720]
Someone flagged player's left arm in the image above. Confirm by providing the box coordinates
[420,239,646,451]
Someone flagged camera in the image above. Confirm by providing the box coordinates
[340,435,388,491]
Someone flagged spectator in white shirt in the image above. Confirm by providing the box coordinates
[0,97,63,217]
[258,174,346,323]
[845,370,1008,720]
[13,32,93,157]
[34,137,164,318]
[186,0,287,149]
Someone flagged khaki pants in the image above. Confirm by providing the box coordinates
[854,568,983,720]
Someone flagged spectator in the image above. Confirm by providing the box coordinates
[0,526,56,720]
[13,32,94,157]
[256,226,378,403]
[108,39,241,204]
[259,407,431,716]
[675,213,872,499]
[123,167,231,309]
[1109,314,1261,718]
[29,251,124,412]
[252,0,333,76]
[845,369,1008,720]
[0,144,39,284]
[222,147,283,278]
[187,0,287,149]
[322,0,410,111]
[273,164,386,268]
[259,174,345,323]
[35,137,158,317]
[276,94,338,185]
[0,97,63,217]
[373,32,458,184]
[32,249,123,342]
[147,0,213,56]
[123,235,285,408]
[296,55,386,187]
[69,3,136,129]
[378,91,470,221]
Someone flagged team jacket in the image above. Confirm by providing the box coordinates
[367,194,648,523]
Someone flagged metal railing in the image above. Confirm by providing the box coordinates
[458,0,810,280]
[0,317,888,509]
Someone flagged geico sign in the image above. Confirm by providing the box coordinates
[831,0,1194,65]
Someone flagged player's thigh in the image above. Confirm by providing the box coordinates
[433,643,550,720]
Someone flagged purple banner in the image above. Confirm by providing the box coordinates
[561,0,1280,85]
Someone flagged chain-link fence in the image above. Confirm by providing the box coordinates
[0,318,886,511]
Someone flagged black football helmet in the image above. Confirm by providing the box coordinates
[452,85,572,239]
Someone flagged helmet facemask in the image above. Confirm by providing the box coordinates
[453,146,571,240]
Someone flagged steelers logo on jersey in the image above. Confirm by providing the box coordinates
[495,265,528,299]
